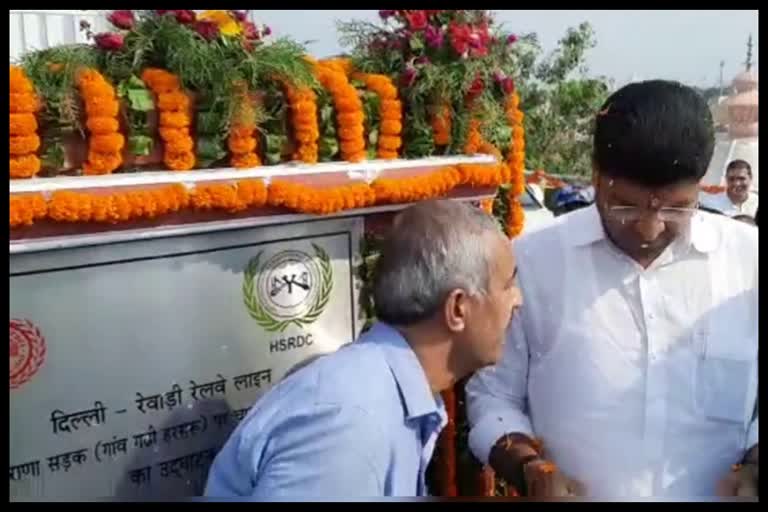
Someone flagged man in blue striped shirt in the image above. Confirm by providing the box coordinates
[205,199,522,498]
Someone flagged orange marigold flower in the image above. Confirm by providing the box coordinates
[9,113,38,136]
[9,154,41,179]
[232,153,261,169]
[157,92,190,111]
[90,133,125,153]
[9,93,39,114]
[86,117,120,135]
[165,151,195,171]
[159,111,192,128]
[228,137,257,154]
[85,98,120,118]
[9,134,40,155]
[380,119,403,135]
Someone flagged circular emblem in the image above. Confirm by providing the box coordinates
[243,244,333,333]
[10,319,47,390]
[258,251,320,319]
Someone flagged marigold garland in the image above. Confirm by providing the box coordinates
[315,63,366,162]
[431,103,452,147]
[141,68,196,171]
[372,166,462,204]
[284,84,319,164]
[191,180,268,213]
[504,91,526,239]
[76,69,124,175]
[42,184,190,224]
[353,73,403,159]
[464,118,483,154]
[9,193,47,227]
[228,84,261,169]
[268,180,376,214]
[9,66,41,179]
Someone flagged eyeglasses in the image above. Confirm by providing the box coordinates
[605,204,699,224]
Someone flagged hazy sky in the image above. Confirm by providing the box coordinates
[255,10,758,88]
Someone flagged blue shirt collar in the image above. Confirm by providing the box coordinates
[359,322,445,422]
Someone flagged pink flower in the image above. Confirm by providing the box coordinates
[506,34,518,45]
[379,10,396,19]
[232,10,248,22]
[194,20,220,41]
[493,70,506,84]
[405,10,428,31]
[94,32,124,51]
[107,10,135,30]
[401,65,418,88]
[425,24,444,49]
[242,21,259,40]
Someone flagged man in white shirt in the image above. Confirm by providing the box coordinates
[466,80,758,498]
[701,159,759,217]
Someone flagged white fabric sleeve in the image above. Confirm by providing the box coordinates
[465,311,533,465]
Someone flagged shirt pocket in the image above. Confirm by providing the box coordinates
[693,326,757,425]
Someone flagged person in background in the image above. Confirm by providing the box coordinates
[701,160,759,217]
[205,200,522,498]
[466,80,758,498]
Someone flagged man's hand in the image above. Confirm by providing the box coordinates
[716,464,758,497]
[488,433,586,497]
[523,460,585,498]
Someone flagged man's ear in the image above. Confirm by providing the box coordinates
[443,288,468,334]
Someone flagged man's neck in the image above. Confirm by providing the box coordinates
[396,323,459,394]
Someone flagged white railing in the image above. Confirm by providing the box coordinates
[9,10,108,62]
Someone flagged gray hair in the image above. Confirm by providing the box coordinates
[372,199,502,326]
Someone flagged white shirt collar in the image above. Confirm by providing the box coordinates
[566,204,720,254]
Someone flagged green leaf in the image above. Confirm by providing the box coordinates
[318,135,339,161]
[197,111,224,135]
[128,135,154,156]
[196,137,226,167]
[41,143,65,171]
[126,88,155,112]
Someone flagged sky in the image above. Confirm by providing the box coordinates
[255,9,758,88]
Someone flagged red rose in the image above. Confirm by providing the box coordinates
[405,10,428,31]
[194,21,220,41]
[94,32,124,51]
[506,34,518,45]
[466,75,485,101]
[242,21,259,40]
[107,10,135,30]
[175,10,196,24]
[449,23,471,55]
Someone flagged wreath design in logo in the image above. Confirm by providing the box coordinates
[10,319,47,390]
[243,243,334,333]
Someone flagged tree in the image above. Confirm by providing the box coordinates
[514,22,611,177]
